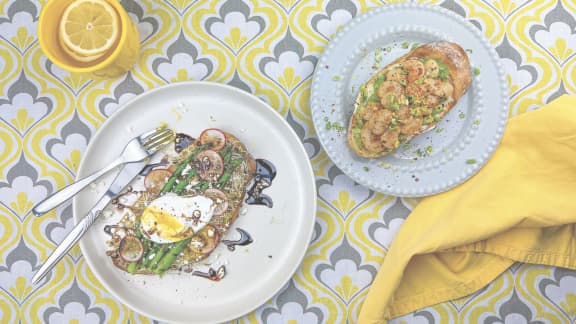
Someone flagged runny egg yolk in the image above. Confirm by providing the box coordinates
[140,193,215,244]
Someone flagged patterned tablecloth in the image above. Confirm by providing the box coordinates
[1,0,576,323]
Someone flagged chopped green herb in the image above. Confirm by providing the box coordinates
[372,50,383,70]
[433,105,443,114]
[363,166,370,172]
[368,93,380,103]
[386,46,392,52]
[473,119,481,126]
[374,74,386,89]
[331,122,345,132]
[438,63,450,81]
[473,67,481,76]
[433,115,442,122]
[402,144,413,151]
[435,127,444,133]
[411,43,420,50]
[425,146,433,155]
[332,75,341,81]
[324,117,345,132]
[466,159,477,164]
[401,41,410,49]
[416,148,424,157]
[458,112,466,119]
[360,86,368,103]
[351,85,357,93]
[324,117,332,130]
[378,162,392,169]
[466,48,473,54]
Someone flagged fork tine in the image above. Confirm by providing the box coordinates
[143,131,174,152]
[143,128,172,145]
[145,141,169,155]
[138,127,165,141]
[145,137,173,154]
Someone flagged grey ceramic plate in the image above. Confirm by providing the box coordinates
[311,3,508,197]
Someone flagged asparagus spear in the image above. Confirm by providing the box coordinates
[142,243,160,267]
[160,145,205,194]
[172,169,197,194]
[127,262,138,274]
[155,238,191,274]
[147,245,170,270]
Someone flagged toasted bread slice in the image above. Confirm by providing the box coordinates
[108,130,256,274]
[348,42,471,158]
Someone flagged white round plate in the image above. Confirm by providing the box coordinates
[74,82,316,323]
[311,3,508,197]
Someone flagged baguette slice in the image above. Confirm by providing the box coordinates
[347,41,471,158]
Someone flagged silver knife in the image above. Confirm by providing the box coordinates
[32,160,147,284]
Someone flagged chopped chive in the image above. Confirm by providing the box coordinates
[331,122,345,132]
[466,48,473,54]
[466,159,477,164]
[473,67,480,75]
[363,166,370,172]
[332,75,341,81]
[378,162,391,169]
[401,41,410,49]
[458,112,466,119]
[324,116,331,130]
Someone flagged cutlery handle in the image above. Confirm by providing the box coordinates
[32,193,111,284]
[33,157,123,216]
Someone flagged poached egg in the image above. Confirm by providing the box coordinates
[140,193,215,244]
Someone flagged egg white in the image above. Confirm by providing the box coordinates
[140,193,215,244]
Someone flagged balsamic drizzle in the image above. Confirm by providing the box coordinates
[221,228,253,251]
[245,159,276,208]
[191,265,226,281]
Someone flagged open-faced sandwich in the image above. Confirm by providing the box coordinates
[347,41,472,158]
[104,128,274,278]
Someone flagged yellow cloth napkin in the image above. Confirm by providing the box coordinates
[358,95,576,323]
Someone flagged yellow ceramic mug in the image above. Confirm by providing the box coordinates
[38,0,140,79]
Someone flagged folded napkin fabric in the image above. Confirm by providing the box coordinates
[358,95,576,323]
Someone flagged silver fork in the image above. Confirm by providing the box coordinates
[32,127,174,216]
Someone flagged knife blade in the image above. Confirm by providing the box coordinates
[32,160,147,285]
